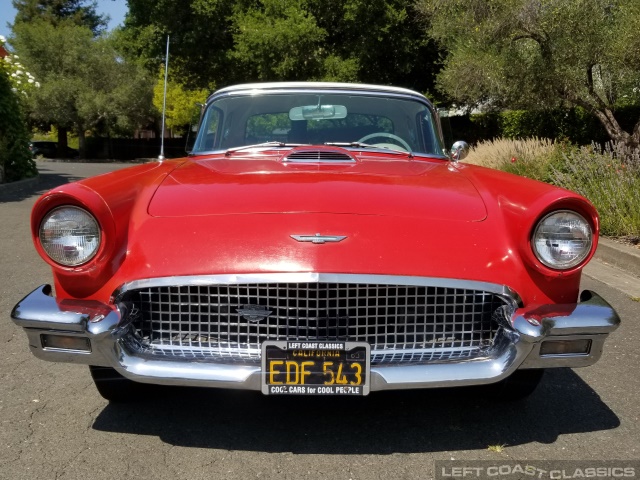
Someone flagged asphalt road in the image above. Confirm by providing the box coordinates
[1,162,638,480]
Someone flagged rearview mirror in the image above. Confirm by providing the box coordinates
[289,104,347,121]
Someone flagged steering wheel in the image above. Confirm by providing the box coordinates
[357,132,412,152]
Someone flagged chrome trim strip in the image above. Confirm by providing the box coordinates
[112,273,522,308]
[214,81,425,94]
[290,235,347,244]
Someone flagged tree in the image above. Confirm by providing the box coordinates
[230,0,328,81]
[152,66,210,136]
[417,0,640,148]
[118,0,236,89]
[11,20,154,158]
[12,0,108,35]
[305,0,440,91]
[120,0,440,93]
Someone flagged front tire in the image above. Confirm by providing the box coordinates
[89,366,150,402]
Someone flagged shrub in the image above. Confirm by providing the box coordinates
[465,138,640,237]
[464,137,556,175]
[445,107,640,147]
[0,71,37,183]
[551,143,640,237]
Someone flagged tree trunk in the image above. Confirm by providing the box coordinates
[570,96,640,152]
[57,126,68,159]
[77,128,86,160]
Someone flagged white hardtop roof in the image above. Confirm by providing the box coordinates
[212,82,428,100]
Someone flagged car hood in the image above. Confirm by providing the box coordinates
[148,155,487,221]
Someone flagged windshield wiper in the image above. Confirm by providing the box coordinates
[324,142,413,158]
[225,141,308,156]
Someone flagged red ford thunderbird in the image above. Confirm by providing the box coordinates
[12,83,620,402]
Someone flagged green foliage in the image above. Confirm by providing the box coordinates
[12,0,107,34]
[418,0,640,148]
[0,70,37,182]
[446,106,640,147]
[231,1,327,81]
[11,20,154,154]
[153,67,210,135]
[498,109,610,145]
[120,0,440,92]
[119,0,236,89]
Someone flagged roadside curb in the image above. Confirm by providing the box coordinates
[0,175,40,195]
[595,238,640,278]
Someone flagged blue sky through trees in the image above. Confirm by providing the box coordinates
[0,0,128,40]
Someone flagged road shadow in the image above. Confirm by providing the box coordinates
[93,368,620,454]
[0,166,82,204]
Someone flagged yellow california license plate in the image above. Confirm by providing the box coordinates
[261,341,370,395]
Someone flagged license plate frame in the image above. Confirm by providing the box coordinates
[261,341,370,396]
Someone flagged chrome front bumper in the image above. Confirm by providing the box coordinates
[11,285,620,391]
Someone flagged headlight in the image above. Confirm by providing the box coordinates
[39,206,101,266]
[532,210,592,270]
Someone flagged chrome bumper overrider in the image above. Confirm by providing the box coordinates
[11,285,620,391]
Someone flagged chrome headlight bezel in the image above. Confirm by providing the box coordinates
[532,210,593,270]
[39,206,101,267]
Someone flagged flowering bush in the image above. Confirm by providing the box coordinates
[0,35,37,183]
[0,34,40,97]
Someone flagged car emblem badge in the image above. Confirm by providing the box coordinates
[236,305,273,322]
[291,233,347,244]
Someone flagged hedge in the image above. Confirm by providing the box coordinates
[442,106,640,147]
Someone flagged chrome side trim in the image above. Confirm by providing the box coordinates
[112,273,523,308]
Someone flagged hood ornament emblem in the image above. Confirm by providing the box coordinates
[236,305,273,322]
[291,233,347,244]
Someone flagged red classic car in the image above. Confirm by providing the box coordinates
[12,83,620,402]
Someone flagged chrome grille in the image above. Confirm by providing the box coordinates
[125,282,506,365]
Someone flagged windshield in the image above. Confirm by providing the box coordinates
[192,91,445,156]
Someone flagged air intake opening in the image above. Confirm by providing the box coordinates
[283,149,355,163]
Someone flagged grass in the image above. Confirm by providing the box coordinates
[487,444,507,453]
[465,137,556,172]
[465,138,640,238]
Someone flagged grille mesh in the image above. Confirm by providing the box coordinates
[284,150,354,162]
[125,282,506,365]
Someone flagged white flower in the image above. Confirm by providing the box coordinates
[11,73,17,77]
[4,57,11,63]
[0,35,6,43]
[35,81,41,88]
[16,70,22,75]
[22,91,27,96]
[11,87,17,93]
[13,55,19,59]
[28,78,34,83]
[16,80,21,84]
